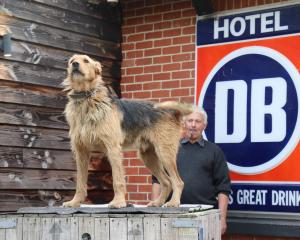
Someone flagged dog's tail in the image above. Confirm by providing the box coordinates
[154,101,194,117]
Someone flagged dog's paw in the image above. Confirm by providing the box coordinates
[108,200,127,209]
[147,200,164,207]
[62,200,81,208]
[162,200,180,208]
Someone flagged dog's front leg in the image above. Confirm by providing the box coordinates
[63,149,90,207]
[106,146,127,208]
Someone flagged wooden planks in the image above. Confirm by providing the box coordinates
[0,0,121,41]
[1,210,221,240]
[0,0,120,211]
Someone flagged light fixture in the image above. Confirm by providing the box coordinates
[0,33,12,57]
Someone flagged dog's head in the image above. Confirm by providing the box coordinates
[63,54,103,92]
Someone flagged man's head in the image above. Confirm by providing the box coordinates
[184,108,207,142]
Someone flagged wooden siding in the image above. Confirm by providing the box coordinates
[0,0,121,211]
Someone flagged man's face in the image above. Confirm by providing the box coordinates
[185,112,207,141]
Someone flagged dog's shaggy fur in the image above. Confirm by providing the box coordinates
[62,54,193,208]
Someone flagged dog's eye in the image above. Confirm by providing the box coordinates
[84,59,89,63]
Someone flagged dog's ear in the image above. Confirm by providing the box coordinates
[94,61,102,75]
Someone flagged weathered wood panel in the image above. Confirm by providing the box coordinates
[0,59,119,89]
[0,190,113,211]
[0,40,121,78]
[33,0,122,23]
[0,168,112,190]
[0,15,121,60]
[0,103,67,129]
[0,125,69,150]
[0,82,67,109]
[0,146,112,171]
[0,0,121,42]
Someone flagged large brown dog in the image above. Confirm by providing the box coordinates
[62,54,193,208]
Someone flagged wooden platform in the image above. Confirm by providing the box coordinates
[0,206,221,240]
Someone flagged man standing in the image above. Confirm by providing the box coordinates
[152,109,231,235]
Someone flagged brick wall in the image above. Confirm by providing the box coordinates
[121,2,294,239]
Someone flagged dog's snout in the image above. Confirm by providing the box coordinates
[72,61,79,69]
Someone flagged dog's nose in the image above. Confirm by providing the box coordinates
[72,61,79,69]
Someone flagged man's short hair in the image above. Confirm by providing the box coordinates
[189,106,208,125]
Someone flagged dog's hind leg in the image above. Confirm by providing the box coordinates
[155,144,184,207]
[105,144,127,208]
[63,148,90,207]
[139,144,172,207]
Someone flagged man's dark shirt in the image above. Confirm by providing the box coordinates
[152,138,231,206]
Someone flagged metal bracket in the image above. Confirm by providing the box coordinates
[0,219,17,229]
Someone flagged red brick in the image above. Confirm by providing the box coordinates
[133,91,151,99]
[258,0,266,4]
[181,79,195,87]
[154,4,171,13]
[125,167,139,175]
[122,92,133,99]
[182,9,196,17]
[135,74,153,82]
[123,151,137,158]
[144,65,161,73]
[161,97,179,102]
[182,44,195,52]
[154,39,172,47]
[182,61,195,69]
[163,63,180,72]
[172,53,191,62]
[144,48,161,57]
[162,80,180,89]
[129,193,148,200]
[121,76,134,84]
[154,21,172,30]
[126,83,143,91]
[135,58,152,66]
[172,70,191,79]
[123,159,130,167]
[126,17,144,26]
[128,176,148,184]
[173,18,191,28]
[153,56,171,64]
[136,7,153,16]
[123,10,135,19]
[163,28,181,37]
[139,167,151,175]
[127,1,145,9]
[122,26,135,35]
[241,0,249,8]
[163,11,181,20]
[138,184,152,192]
[145,31,163,40]
[180,96,194,103]
[145,0,161,6]
[152,90,170,98]
[122,59,135,68]
[136,24,154,32]
[127,50,143,58]
[171,88,190,97]
[143,82,161,90]
[130,158,145,166]
[126,184,138,192]
[136,41,153,49]
[162,46,180,54]
[153,72,171,81]
[126,67,144,75]
[173,1,192,10]
[145,14,162,23]
[127,33,144,42]
[122,43,135,51]
[173,36,191,45]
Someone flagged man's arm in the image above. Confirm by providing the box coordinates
[151,182,161,201]
[218,192,229,235]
